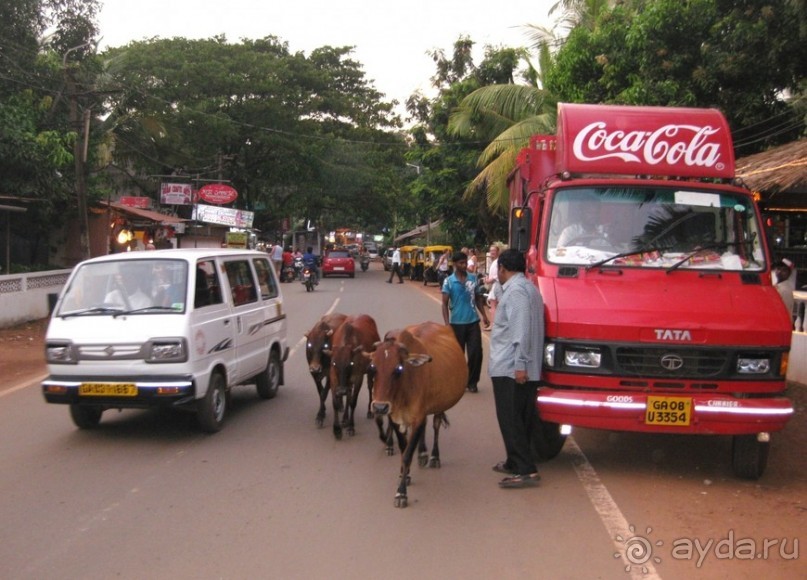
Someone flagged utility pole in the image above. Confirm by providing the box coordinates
[64,43,93,261]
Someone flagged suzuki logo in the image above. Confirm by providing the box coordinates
[660,354,684,371]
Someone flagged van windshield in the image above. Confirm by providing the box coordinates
[57,259,188,316]
[546,186,766,271]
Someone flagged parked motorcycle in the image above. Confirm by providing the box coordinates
[360,255,370,272]
[302,266,316,292]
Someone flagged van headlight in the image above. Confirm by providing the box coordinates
[565,347,602,369]
[46,341,77,364]
[145,339,188,363]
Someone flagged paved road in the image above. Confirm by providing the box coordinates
[0,262,803,579]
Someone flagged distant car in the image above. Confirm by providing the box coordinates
[383,248,394,271]
[322,249,355,278]
[363,241,379,259]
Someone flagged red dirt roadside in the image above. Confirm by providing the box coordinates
[0,318,49,391]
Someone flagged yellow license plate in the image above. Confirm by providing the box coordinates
[79,383,138,397]
[645,396,691,426]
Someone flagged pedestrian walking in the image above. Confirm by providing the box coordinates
[271,242,283,274]
[387,246,404,283]
[484,244,502,325]
[441,251,490,392]
[488,249,544,488]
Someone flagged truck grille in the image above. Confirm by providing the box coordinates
[615,347,727,378]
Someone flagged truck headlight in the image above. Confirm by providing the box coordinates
[45,341,76,364]
[737,357,770,374]
[565,348,602,368]
[145,339,188,363]
[544,344,555,367]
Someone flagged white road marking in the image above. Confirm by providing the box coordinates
[566,437,662,580]
[0,373,48,397]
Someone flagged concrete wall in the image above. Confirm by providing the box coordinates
[0,270,71,327]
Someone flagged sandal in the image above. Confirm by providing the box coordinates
[492,461,515,475]
[499,473,541,488]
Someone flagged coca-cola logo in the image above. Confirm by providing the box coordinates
[572,122,724,170]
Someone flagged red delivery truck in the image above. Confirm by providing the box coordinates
[508,103,794,478]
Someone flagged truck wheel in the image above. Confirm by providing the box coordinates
[531,410,566,462]
[69,404,103,429]
[731,435,769,479]
[256,351,281,399]
[197,372,227,433]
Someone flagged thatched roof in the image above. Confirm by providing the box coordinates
[735,139,807,194]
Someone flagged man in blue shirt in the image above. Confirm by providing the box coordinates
[442,251,490,393]
[488,249,544,488]
[302,246,319,285]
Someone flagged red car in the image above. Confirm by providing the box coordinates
[321,249,355,278]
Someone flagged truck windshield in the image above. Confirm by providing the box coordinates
[546,186,765,271]
[57,259,188,316]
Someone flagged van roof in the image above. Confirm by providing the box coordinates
[77,248,269,265]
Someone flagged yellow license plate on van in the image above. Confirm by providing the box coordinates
[645,396,691,426]
[79,383,137,397]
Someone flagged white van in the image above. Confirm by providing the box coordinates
[41,249,288,433]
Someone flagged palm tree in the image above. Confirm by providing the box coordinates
[448,0,614,212]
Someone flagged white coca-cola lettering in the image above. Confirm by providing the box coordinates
[572,122,722,167]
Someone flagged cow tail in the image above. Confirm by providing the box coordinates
[434,412,449,429]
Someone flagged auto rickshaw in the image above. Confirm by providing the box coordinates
[410,247,425,281]
[422,245,453,286]
[399,245,420,278]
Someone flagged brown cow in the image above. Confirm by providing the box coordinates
[325,314,381,440]
[304,312,347,427]
[368,321,468,508]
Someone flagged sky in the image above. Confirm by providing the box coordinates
[96,0,558,112]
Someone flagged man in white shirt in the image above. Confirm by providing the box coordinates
[387,247,404,283]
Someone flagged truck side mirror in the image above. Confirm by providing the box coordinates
[510,207,532,252]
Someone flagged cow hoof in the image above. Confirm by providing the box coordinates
[394,495,408,508]
[333,429,342,440]
[316,417,324,428]
[429,457,441,469]
[385,447,395,456]
[347,427,355,436]
[418,453,429,467]
[366,411,373,419]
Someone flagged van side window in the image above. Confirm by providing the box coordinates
[252,258,278,300]
[224,260,258,306]
[195,260,223,308]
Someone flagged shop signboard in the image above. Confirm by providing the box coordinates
[193,203,254,228]
[160,183,193,205]
[119,196,152,208]
[197,183,238,205]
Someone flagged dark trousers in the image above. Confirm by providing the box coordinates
[388,263,403,282]
[450,322,482,387]
[492,377,538,475]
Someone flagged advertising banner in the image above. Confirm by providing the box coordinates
[160,183,193,205]
[193,203,254,228]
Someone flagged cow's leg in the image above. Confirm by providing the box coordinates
[314,373,328,428]
[332,390,343,440]
[345,377,361,436]
[417,423,429,467]
[429,412,448,468]
[396,421,426,508]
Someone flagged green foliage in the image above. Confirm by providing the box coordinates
[546,0,806,152]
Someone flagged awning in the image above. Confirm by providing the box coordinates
[393,220,442,243]
[100,201,187,225]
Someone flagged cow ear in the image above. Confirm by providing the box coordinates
[406,353,432,367]
[361,351,373,360]
[326,329,334,337]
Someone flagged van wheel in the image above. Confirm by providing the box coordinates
[256,351,281,399]
[70,404,103,429]
[197,372,226,433]
[731,435,769,479]
[531,410,566,462]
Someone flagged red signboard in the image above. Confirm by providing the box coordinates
[197,183,238,205]
[119,196,152,209]
[556,103,735,179]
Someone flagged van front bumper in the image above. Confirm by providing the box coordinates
[537,387,794,435]
[42,375,196,408]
